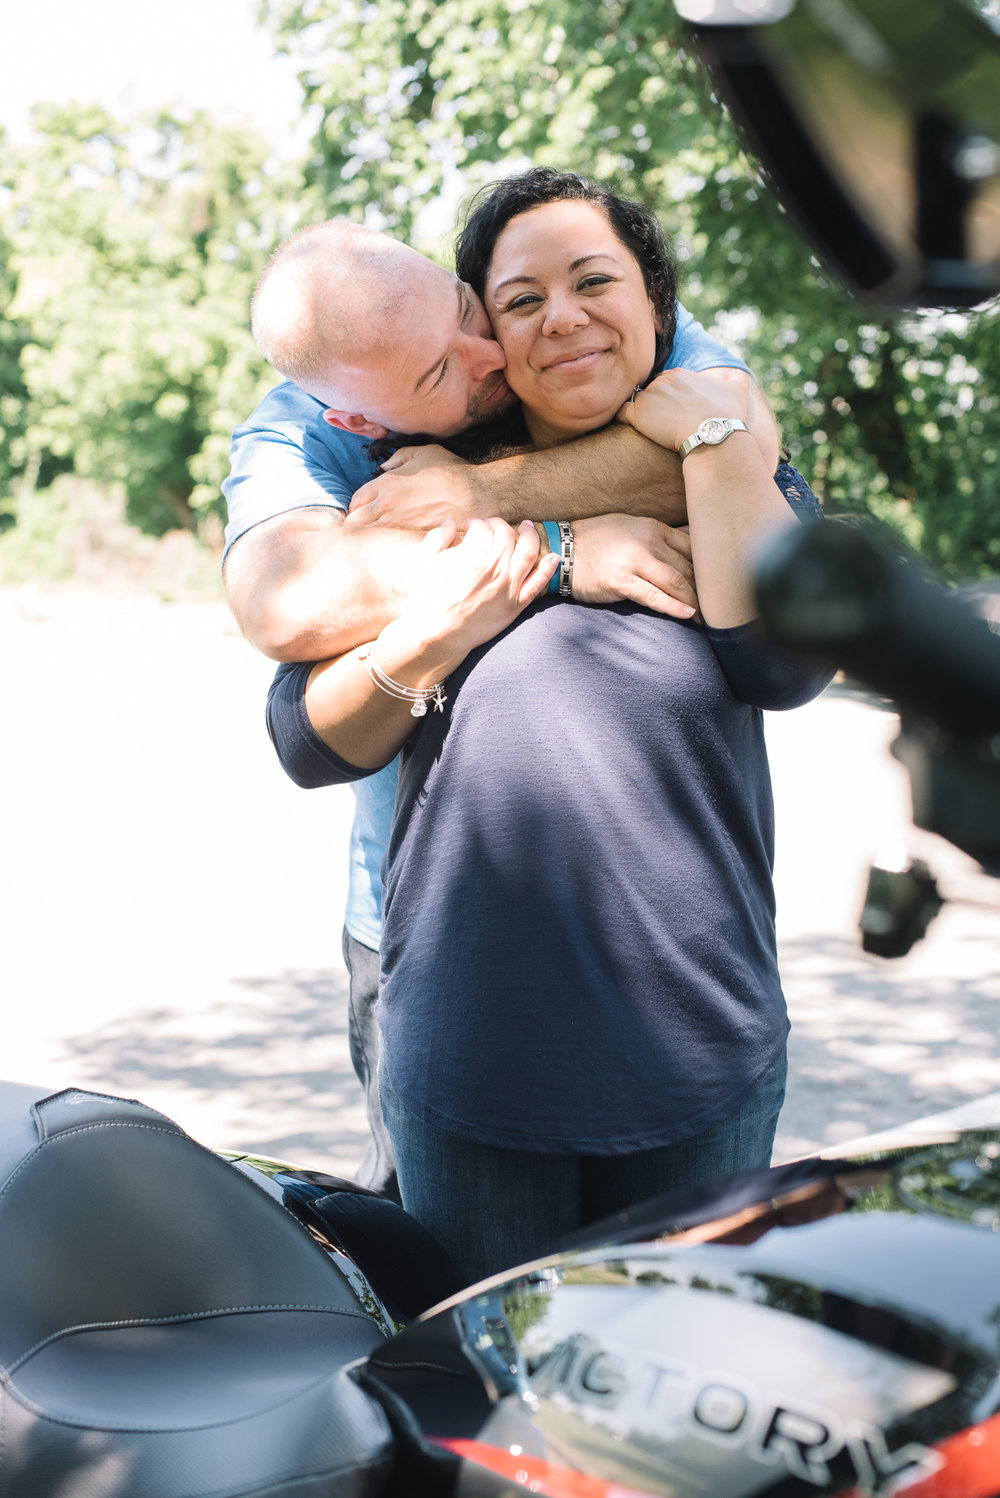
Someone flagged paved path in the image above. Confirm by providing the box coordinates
[2,587,997,1175]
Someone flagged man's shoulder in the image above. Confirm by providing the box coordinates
[668,301,750,376]
[235,381,363,450]
[223,382,375,556]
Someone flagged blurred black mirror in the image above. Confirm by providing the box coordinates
[674,0,1000,308]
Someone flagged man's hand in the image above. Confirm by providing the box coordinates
[346,447,499,530]
[570,515,697,619]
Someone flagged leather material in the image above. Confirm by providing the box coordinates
[307,1190,465,1321]
[0,1083,393,1497]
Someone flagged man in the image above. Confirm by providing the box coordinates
[223,216,787,1198]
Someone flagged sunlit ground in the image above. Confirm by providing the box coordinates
[1,589,997,1174]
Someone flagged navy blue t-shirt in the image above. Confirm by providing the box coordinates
[268,560,833,1154]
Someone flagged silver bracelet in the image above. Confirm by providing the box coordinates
[362,646,447,718]
[558,521,574,597]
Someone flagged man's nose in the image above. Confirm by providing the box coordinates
[465,335,506,380]
[542,294,588,336]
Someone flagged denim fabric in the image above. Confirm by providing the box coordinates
[381,1054,787,1287]
[342,929,399,1202]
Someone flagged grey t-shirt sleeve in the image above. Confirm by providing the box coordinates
[706,620,835,710]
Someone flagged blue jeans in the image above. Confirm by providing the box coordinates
[381,1053,787,1286]
[342,929,399,1202]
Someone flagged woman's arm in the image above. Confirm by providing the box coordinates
[617,370,797,629]
[267,518,558,785]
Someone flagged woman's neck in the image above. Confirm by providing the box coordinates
[522,411,578,450]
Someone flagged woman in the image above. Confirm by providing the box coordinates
[268,169,832,1283]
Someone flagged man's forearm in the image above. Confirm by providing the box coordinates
[464,424,689,526]
[347,423,690,530]
[347,375,779,532]
[224,509,425,662]
[478,376,779,524]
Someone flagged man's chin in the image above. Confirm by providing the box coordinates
[468,378,517,425]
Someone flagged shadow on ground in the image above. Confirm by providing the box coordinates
[776,931,1000,1158]
[57,968,369,1170]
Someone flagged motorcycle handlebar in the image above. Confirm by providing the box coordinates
[754,523,1000,739]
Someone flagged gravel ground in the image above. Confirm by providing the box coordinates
[2,584,997,1175]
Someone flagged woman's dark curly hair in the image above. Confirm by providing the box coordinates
[455,167,678,377]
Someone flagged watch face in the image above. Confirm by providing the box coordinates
[699,417,731,445]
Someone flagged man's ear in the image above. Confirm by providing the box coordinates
[323,408,390,441]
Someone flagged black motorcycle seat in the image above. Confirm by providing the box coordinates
[0,1084,393,1498]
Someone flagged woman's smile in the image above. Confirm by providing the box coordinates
[542,346,609,372]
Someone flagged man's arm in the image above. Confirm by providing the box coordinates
[224,508,424,661]
[345,422,688,530]
[344,369,779,532]
[226,505,700,660]
[224,375,773,659]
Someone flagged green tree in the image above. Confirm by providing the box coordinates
[0,141,32,523]
[262,0,1000,576]
[2,103,293,542]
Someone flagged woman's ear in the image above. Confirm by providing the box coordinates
[323,409,390,441]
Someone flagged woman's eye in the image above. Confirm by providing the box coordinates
[507,292,543,310]
[579,275,612,290]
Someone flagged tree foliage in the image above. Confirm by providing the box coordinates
[2,6,996,574]
[1,104,293,541]
[262,0,1000,577]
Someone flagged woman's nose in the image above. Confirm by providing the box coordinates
[542,295,588,335]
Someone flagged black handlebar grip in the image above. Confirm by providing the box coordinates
[754,522,1000,738]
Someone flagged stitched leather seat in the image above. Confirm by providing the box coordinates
[0,1084,393,1498]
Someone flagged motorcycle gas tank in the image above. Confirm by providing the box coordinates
[365,1129,1000,1498]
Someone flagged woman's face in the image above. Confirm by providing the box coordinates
[483,198,660,447]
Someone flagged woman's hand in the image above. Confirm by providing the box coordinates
[384,517,558,673]
[302,518,555,768]
[616,368,753,453]
[571,515,698,620]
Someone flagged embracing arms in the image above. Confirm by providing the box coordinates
[223,422,716,661]
[345,370,777,530]
[225,369,777,661]
[268,519,557,782]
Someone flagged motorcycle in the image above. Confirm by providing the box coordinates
[2,1074,1000,1497]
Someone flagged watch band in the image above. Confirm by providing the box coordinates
[679,417,750,458]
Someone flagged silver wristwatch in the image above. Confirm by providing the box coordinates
[679,417,750,458]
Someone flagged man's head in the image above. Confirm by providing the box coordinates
[251,220,515,440]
